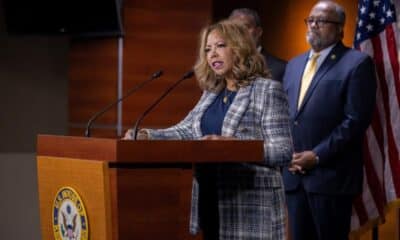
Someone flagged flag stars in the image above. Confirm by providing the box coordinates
[369,12,376,19]
[386,9,394,18]
[355,1,396,45]
[360,6,367,14]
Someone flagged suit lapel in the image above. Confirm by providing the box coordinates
[296,42,347,117]
[221,83,252,137]
[292,53,309,118]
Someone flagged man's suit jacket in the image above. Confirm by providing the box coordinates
[145,78,292,239]
[261,48,287,82]
[282,42,377,195]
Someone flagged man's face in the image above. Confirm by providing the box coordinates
[305,2,343,52]
[230,14,262,46]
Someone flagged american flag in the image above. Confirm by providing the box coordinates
[352,0,400,235]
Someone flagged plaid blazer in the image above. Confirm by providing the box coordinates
[145,77,292,239]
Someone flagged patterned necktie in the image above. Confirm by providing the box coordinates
[298,53,320,109]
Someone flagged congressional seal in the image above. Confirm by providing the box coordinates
[52,187,89,240]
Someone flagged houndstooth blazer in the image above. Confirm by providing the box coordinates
[145,77,293,240]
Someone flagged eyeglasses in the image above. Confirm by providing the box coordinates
[304,18,342,27]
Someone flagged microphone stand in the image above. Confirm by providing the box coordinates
[84,70,163,137]
[131,70,194,140]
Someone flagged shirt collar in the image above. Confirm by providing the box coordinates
[308,43,337,68]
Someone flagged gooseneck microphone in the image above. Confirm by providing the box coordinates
[131,70,195,140]
[84,70,163,137]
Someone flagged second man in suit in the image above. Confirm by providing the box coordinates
[229,8,287,81]
[282,1,377,240]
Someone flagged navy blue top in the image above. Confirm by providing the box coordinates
[200,88,237,135]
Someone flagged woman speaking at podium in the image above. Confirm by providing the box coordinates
[124,20,292,240]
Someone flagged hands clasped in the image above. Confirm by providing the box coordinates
[288,150,318,175]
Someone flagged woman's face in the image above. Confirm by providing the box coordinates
[205,30,234,77]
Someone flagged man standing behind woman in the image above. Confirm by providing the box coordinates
[125,20,292,239]
[282,1,377,240]
[229,8,287,81]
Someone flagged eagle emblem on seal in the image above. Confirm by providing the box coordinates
[53,187,89,240]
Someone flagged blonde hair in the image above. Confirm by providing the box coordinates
[194,20,269,92]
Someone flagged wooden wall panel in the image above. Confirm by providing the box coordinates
[69,0,211,137]
[122,0,210,129]
[69,38,119,137]
[68,127,118,139]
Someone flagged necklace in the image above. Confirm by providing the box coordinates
[223,88,234,104]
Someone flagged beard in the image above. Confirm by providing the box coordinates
[306,30,338,51]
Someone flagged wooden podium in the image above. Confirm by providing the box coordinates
[36,134,263,240]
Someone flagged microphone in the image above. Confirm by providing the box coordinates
[131,70,195,140]
[84,70,163,137]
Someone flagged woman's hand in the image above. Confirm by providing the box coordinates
[122,129,149,140]
[136,130,149,140]
[201,134,237,140]
[122,129,134,140]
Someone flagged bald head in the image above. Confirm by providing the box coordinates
[313,1,346,26]
[306,1,346,51]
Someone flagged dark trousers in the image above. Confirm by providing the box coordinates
[197,165,219,240]
[286,184,353,240]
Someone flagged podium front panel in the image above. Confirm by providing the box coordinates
[37,156,112,240]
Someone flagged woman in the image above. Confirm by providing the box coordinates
[125,20,292,240]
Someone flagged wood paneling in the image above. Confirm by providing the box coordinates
[69,38,119,127]
[69,0,211,137]
[122,0,210,127]
[68,127,119,138]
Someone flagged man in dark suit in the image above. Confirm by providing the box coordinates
[229,8,286,81]
[282,1,377,240]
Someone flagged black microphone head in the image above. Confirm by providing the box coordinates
[183,70,194,79]
[152,70,163,79]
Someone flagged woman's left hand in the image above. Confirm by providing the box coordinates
[201,134,237,140]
